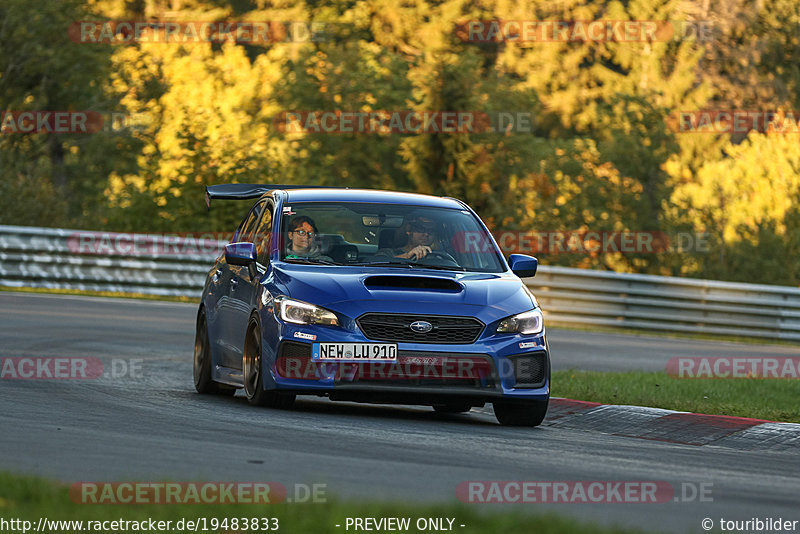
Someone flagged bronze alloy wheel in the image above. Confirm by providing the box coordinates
[194,310,234,396]
[243,324,262,402]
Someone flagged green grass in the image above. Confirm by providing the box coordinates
[552,370,800,423]
[0,285,200,304]
[0,472,648,534]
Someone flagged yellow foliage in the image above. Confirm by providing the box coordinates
[672,133,800,241]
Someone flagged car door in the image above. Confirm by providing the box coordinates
[217,200,265,368]
[225,200,272,369]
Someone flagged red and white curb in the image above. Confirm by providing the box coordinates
[543,398,800,450]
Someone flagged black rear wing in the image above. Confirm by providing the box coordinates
[204,183,330,207]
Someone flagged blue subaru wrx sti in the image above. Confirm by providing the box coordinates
[194,184,550,426]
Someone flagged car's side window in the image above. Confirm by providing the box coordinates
[238,200,265,243]
[254,203,274,265]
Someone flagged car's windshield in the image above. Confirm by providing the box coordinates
[279,202,505,273]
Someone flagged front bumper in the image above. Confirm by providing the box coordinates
[262,321,550,403]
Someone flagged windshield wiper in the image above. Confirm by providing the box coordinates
[405,261,466,271]
[351,261,413,268]
[283,258,339,266]
[353,260,465,271]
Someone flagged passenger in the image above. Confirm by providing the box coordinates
[285,216,322,259]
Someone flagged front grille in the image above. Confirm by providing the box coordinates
[509,353,547,388]
[357,313,484,344]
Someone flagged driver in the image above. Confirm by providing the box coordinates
[389,216,439,260]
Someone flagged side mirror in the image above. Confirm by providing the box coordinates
[508,254,537,278]
[225,242,256,267]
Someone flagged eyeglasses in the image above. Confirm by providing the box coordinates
[291,229,315,237]
[411,223,437,234]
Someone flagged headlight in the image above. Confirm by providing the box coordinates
[274,296,339,326]
[496,308,543,335]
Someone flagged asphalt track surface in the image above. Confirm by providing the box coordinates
[0,292,798,533]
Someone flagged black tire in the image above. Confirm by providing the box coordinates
[243,318,296,409]
[432,403,472,414]
[493,399,548,427]
[194,309,235,396]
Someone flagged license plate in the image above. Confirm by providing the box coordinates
[312,343,397,361]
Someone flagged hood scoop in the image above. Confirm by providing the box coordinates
[364,275,463,292]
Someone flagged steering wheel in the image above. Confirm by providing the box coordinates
[419,250,460,267]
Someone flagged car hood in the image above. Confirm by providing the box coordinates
[269,264,536,323]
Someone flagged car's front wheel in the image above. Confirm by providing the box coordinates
[493,399,548,426]
[243,318,295,409]
[194,309,235,396]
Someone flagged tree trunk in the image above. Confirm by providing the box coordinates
[49,136,67,192]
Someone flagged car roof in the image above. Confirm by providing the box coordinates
[278,188,465,209]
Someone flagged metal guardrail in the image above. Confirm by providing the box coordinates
[532,266,800,341]
[0,225,222,297]
[1,225,799,341]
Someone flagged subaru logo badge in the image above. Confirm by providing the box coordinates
[410,320,433,333]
